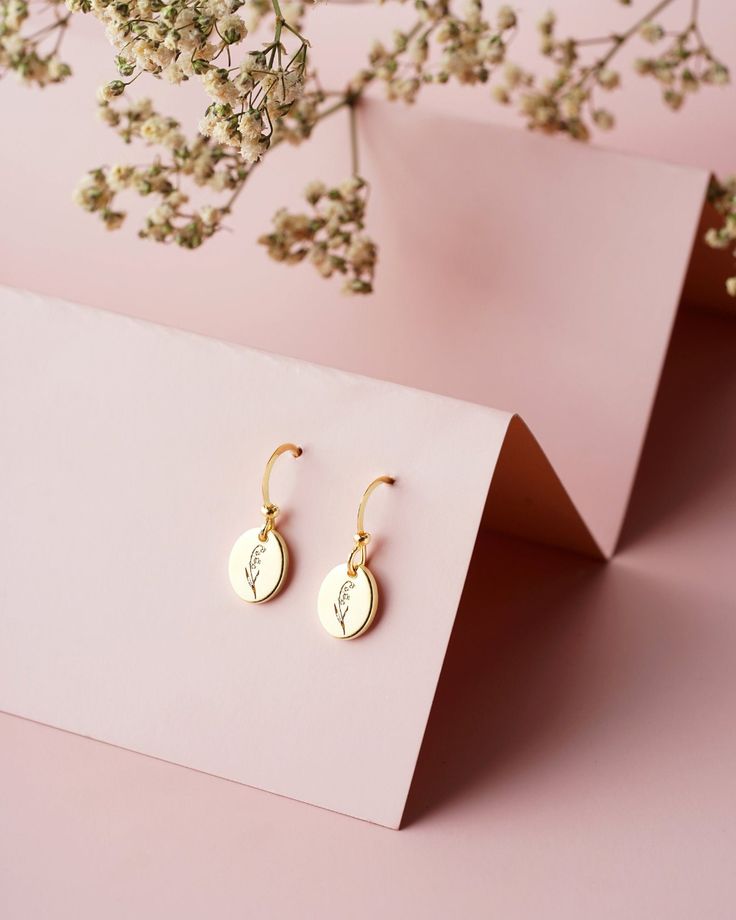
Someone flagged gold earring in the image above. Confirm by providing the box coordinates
[228,443,303,604]
[317,475,395,639]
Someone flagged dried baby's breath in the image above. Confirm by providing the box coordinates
[705,176,736,297]
[77,77,336,249]
[68,0,311,168]
[259,176,377,294]
[355,0,516,104]
[75,95,250,246]
[0,0,72,86]
[6,0,736,296]
[495,1,729,140]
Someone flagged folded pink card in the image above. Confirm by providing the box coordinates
[0,287,598,827]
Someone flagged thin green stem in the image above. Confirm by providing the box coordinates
[611,0,678,51]
[24,13,71,43]
[221,94,350,213]
[348,100,359,176]
[574,36,618,47]
[282,20,309,45]
[317,96,351,120]
[269,0,284,70]
[572,0,677,89]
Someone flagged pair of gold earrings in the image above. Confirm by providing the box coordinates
[227,443,395,640]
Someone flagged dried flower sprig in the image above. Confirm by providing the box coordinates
[490,0,734,296]
[705,176,736,296]
[65,0,379,284]
[495,0,729,139]
[258,176,377,294]
[8,0,736,297]
[0,0,72,86]
[634,10,729,111]
[75,95,251,244]
[69,0,312,166]
[354,0,517,104]
[76,78,342,249]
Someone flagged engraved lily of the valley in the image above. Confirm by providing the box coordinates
[245,543,266,600]
[334,580,355,636]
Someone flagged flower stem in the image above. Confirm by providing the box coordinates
[315,97,348,120]
[269,0,284,69]
[348,99,359,177]
[573,0,678,89]
[221,94,351,214]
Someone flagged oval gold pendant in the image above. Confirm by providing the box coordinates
[228,527,288,604]
[317,563,379,639]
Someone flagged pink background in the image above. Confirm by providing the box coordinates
[2,1,736,916]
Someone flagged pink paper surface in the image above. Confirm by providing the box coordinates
[1,306,734,918]
[0,32,709,556]
[0,286,516,827]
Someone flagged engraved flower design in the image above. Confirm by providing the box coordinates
[244,543,266,600]
[334,580,354,636]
